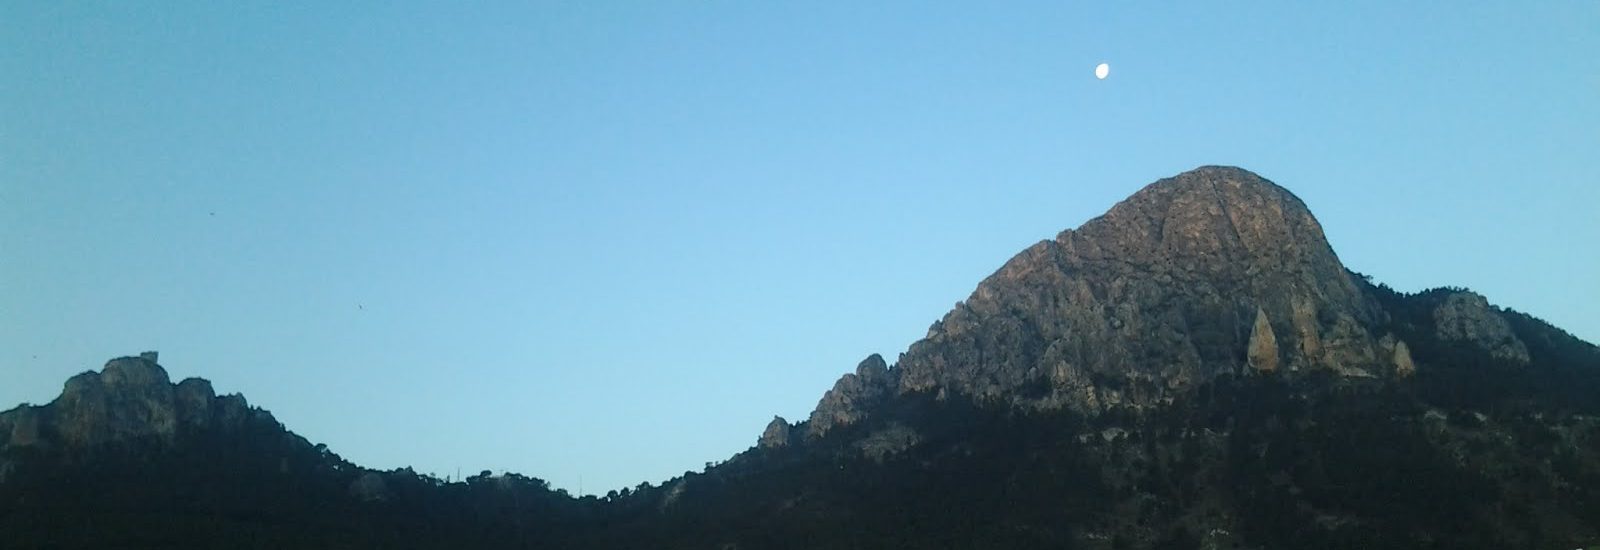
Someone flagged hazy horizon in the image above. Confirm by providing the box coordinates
[4,2,1596,494]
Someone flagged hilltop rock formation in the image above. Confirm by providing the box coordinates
[0,352,267,451]
[1433,291,1531,364]
[758,416,792,449]
[802,166,1423,432]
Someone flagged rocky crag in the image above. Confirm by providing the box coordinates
[0,352,279,483]
[0,353,266,448]
[801,166,1528,439]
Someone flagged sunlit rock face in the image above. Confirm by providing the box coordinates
[57,354,181,445]
[1392,339,1417,376]
[0,352,266,452]
[1247,307,1281,373]
[884,166,1388,416]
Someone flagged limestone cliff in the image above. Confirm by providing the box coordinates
[806,166,1430,435]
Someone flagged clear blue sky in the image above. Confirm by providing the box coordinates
[3,2,1596,494]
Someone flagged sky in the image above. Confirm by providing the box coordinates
[3,2,1596,495]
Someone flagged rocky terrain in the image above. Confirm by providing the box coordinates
[3,166,1597,549]
[801,167,1416,438]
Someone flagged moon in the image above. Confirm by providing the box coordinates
[1095,63,1110,80]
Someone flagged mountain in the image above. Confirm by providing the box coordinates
[4,166,1598,549]
[0,352,597,548]
[0,353,262,455]
[805,166,1398,438]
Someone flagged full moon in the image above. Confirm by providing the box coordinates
[1095,63,1110,80]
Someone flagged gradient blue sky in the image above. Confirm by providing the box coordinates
[4,2,1596,494]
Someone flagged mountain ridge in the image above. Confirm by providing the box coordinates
[4,165,1598,549]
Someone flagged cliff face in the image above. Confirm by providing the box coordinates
[0,352,266,455]
[805,166,1518,435]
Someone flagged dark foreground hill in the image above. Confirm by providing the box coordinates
[4,167,1598,549]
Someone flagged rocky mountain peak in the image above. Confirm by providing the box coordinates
[1,352,264,451]
[807,167,1419,436]
[98,351,171,388]
[1050,165,1368,316]
[1072,165,1333,264]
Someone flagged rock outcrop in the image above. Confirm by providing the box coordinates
[885,166,1386,415]
[0,407,41,448]
[807,354,895,437]
[1247,308,1280,372]
[0,352,266,452]
[1392,339,1416,377]
[1433,291,1531,364]
[758,416,792,449]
